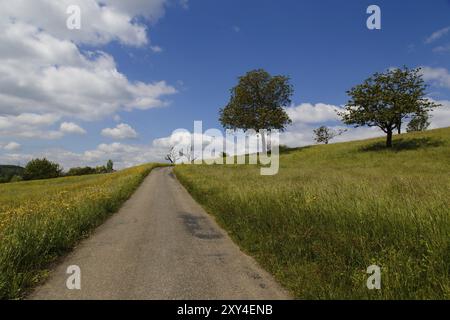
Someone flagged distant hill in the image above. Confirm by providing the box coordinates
[0,165,25,183]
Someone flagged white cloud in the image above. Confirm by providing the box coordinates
[281,100,450,148]
[0,113,63,139]
[60,122,86,135]
[429,100,450,129]
[425,26,450,44]
[421,66,450,89]
[101,123,138,139]
[432,45,450,53]
[0,0,177,140]
[285,103,341,124]
[0,0,169,47]
[150,45,163,53]
[2,142,21,151]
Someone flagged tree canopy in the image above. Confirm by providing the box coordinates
[340,67,440,148]
[219,69,293,133]
[23,158,62,181]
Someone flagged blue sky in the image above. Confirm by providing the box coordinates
[1,0,450,168]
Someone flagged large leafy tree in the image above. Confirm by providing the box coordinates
[340,67,440,148]
[23,158,62,181]
[219,69,293,152]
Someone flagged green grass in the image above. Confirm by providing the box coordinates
[0,163,165,299]
[175,128,450,299]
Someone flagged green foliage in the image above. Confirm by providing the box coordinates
[95,166,108,174]
[9,175,23,183]
[219,69,293,132]
[0,165,24,183]
[407,112,430,132]
[106,159,114,173]
[66,166,97,176]
[340,67,440,148]
[175,127,450,299]
[23,158,62,181]
[313,126,346,144]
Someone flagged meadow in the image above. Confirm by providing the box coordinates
[0,163,162,299]
[175,128,450,299]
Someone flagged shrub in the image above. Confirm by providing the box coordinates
[23,158,62,181]
[66,167,96,176]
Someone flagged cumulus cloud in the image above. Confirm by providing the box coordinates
[60,122,86,135]
[0,0,177,140]
[2,142,21,151]
[0,0,169,46]
[285,103,341,124]
[428,100,450,129]
[0,113,63,139]
[421,66,450,89]
[101,123,138,139]
[0,142,166,170]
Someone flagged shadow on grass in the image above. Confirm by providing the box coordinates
[360,137,444,152]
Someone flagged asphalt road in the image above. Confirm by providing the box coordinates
[29,167,289,300]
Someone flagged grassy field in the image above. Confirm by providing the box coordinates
[175,128,450,299]
[0,163,162,299]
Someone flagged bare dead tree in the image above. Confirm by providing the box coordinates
[165,146,181,164]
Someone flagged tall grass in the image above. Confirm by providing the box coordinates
[175,128,450,299]
[0,163,162,299]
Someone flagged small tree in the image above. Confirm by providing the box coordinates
[340,67,440,148]
[219,69,293,152]
[407,112,430,132]
[9,175,23,183]
[106,160,114,173]
[313,126,347,144]
[165,147,181,164]
[23,158,62,181]
[95,166,107,174]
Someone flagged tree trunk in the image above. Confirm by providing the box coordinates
[386,130,393,148]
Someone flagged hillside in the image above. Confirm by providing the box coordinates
[174,127,450,299]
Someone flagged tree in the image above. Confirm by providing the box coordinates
[95,166,108,174]
[340,67,440,148]
[66,166,96,176]
[23,158,62,181]
[9,175,23,183]
[106,160,114,173]
[165,146,181,164]
[219,69,293,152]
[313,126,347,144]
[407,112,430,132]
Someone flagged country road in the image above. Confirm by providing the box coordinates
[29,167,289,300]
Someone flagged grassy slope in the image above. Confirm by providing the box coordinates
[0,163,164,299]
[175,128,450,299]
